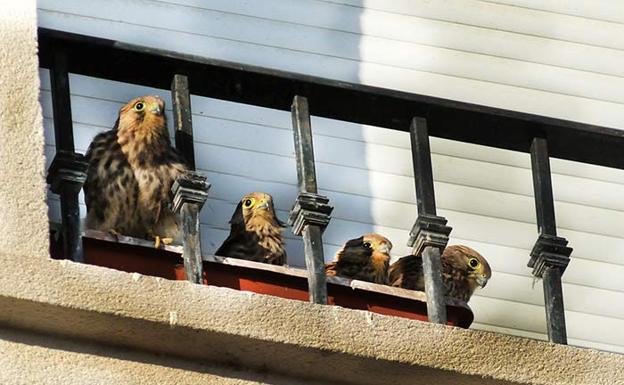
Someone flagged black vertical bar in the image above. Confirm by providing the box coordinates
[50,49,82,261]
[59,176,83,261]
[302,225,326,302]
[291,96,327,304]
[171,76,204,283]
[530,136,567,344]
[50,49,75,151]
[421,246,447,324]
[181,202,202,283]
[409,117,447,324]
[292,95,318,194]
[171,74,196,170]
[543,266,567,344]
[530,137,557,236]
[409,117,437,216]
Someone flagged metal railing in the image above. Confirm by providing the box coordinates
[38,28,623,345]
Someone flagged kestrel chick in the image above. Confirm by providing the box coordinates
[216,192,287,265]
[325,233,392,284]
[84,95,188,247]
[388,245,491,302]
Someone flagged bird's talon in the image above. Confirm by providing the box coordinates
[108,229,121,242]
[152,235,173,249]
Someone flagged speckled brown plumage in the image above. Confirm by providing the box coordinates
[84,95,188,242]
[216,192,287,265]
[388,245,492,302]
[325,233,392,284]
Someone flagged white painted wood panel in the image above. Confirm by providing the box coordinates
[37,0,624,105]
[38,0,624,353]
[486,0,624,24]
[323,0,624,50]
[160,0,624,78]
[37,7,624,130]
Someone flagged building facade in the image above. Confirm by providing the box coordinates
[0,0,623,384]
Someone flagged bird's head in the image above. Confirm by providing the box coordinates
[339,233,393,261]
[443,245,492,289]
[231,192,285,230]
[361,233,393,255]
[336,233,393,282]
[117,95,167,137]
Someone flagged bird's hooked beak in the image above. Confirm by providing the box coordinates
[476,274,489,288]
[257,200,270,210]
[150,105,163,116]
[378,244,391,254]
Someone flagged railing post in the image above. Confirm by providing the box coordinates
[171,74,210,284]
[172,173,210,284]
[288,95,333,304]
[171,74,196,169]
[407,117,452,324]
[529,137,572,344]
[46,48,88,262]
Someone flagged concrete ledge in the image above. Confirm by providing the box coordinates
[1,255,623,385]
[0,327,324,385]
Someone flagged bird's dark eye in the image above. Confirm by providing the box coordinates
[244,199,253,207]
[468,258,480,269]
[134,102,145,111]
[363,242,372,249]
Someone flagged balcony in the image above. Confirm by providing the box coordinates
[39,27,624,349]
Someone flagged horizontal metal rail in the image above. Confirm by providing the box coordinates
[38,28,624,170]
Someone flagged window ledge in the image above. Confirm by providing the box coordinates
[0,253,622,385]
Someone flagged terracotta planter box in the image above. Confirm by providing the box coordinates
[81,230,474,328]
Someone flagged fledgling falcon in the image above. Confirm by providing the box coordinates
[84,95,188,247]
[216,192,287,265]
[325,233,392,284]
[388,245,491,302]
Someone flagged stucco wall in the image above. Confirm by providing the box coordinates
[0,0,49,259]
[0,328,322,385]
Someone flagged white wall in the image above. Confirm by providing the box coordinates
[38,0,624,354]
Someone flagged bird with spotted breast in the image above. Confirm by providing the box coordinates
[325,233,393,284]
[388,245,491,302]
[84,95,188,248]
[216,192,287,265]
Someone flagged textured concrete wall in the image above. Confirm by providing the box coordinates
[0,0,49,259]
[0,328,323,385]
[0,1,623,385]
